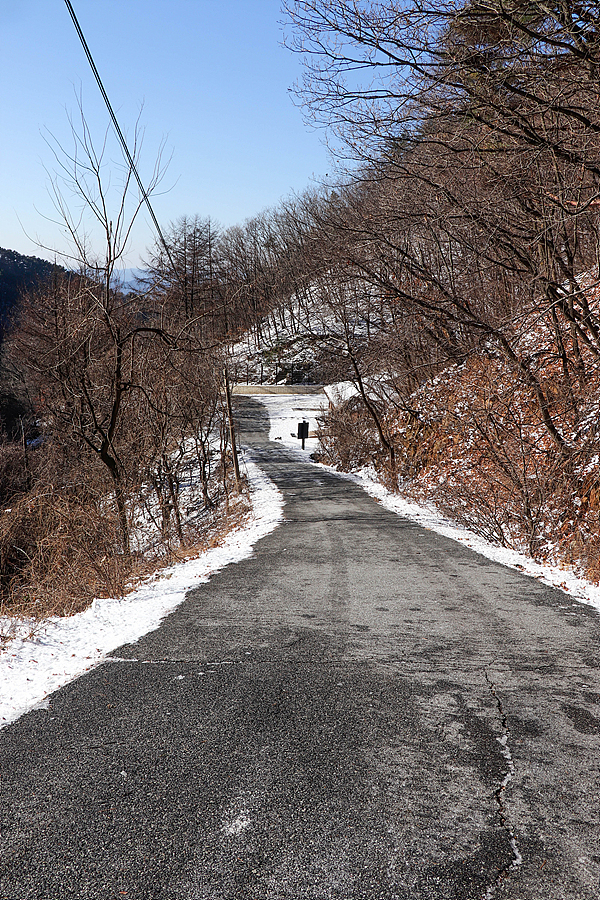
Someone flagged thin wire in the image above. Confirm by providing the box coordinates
[63,0,179,278]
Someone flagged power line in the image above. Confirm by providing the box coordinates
[62,0,178,276]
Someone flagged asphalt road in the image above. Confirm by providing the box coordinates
[1,396,600,899]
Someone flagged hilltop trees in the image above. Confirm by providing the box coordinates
[0,248,65,337]
[145,215,226,340]
[282,0,600,453]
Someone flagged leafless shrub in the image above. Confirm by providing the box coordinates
[317,397,396,482]
[0,440,33,505]
[0,483,127,619]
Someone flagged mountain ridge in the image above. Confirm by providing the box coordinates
[0,247,65,325]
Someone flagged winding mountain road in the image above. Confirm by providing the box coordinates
[1,396,599,899]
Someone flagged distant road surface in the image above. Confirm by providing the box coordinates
[1,396,599,899]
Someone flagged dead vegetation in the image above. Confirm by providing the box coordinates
[0,430,249,623]
[0,484,127,619]
[317,299,600,583]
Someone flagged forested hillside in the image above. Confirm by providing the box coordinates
[276,0,600,580]
[221,0,600,582]
[0,248,62,325]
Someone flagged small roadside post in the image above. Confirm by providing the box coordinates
[297,420,309,450]
[223,366,242,493]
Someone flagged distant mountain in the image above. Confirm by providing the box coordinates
[120,268,146,289]
[0,248,65,326]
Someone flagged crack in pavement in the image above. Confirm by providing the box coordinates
[484,671,523,899]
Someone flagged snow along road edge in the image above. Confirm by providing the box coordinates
[0,458,284,729]
[262,390,600,616]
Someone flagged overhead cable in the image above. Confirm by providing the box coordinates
[62,0,178,277]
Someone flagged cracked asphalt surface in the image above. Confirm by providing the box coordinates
[1,396,600,899]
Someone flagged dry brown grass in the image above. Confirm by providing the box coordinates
[0,486,129,620]
[0,471,251,623]
[318,311,600,583]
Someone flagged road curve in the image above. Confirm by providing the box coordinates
[1,396,599,899]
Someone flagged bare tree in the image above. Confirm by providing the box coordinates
[283,2,600,455]
[11,107,169,555]
[145,214,227,341]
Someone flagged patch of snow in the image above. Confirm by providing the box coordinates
[0,459,283,729]
[324,381,359,405]
[221,810,251,836]
[257,392,327,456]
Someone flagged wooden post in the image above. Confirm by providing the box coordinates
[223,366,242,493]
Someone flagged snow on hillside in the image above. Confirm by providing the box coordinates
[227,291,344,386]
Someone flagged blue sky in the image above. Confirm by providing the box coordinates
[1,0,332,266]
